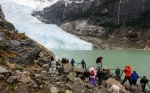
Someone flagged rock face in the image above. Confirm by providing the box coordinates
[0,5,5,18]
[60,20,105,37]
[32,0,150,25]
[32,0,101,24]
[32,0,150,49]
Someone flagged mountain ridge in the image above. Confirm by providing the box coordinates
[32,0,150,49]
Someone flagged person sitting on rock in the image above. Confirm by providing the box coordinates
[131,71,139,85]
[49,57,56,72]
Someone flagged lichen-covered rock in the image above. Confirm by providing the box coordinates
[0,66,9,74]
[17,73,33,83]
[0,74,4,79]
[6,76,17,83]
[34,74,48,80]
[50,87,58,93]
[66,90,73,93]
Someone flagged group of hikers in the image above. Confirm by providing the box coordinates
[49,56,149,93]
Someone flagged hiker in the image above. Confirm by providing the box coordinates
[84,68,90,82]
[61,57,66,66]
[96,56,103,68]
[131,71,139,85]
[89,66,96,86]
[102,69,108,88]
[49,57,56,72]
[115,67,121,80]
[97,67,103,87]
[81,59,86,69]
[122,65,132,86]
[71,58,75,67]
[109,84,120,93]
[140,76,148,93]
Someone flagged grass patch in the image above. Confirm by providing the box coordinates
[28,55,37,65]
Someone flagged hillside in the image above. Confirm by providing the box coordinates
[0,5,56,93]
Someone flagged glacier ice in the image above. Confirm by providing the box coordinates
[0,0,93,50]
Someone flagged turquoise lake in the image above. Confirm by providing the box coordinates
[51,50,150,80]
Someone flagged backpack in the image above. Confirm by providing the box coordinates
[90,70,95,76]
[96,58,99,63]
[115,69,120,75]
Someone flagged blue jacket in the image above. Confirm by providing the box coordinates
[71,59,75,64]
[131,71,139,80]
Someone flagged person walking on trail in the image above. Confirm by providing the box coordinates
[97,67,103,87]
[49,57,56,72]
[89,66,96,86]
[140,76,148,93]
[131,71,139,85]
[84,68,90,82]
[96,56,103,68]
[81,59,86,69]
[71,58,75,67]
[122,65,132,86]
[115,67,121,80]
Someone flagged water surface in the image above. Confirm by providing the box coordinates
[52,50,150,79]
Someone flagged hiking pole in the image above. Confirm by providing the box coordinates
[76,63,81,67]
[119,70,124,79]
[147,83,150,89]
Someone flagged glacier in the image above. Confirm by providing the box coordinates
[0,0,92,50]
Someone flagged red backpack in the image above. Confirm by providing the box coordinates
[90,70,95,76]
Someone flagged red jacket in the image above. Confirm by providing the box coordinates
[124,65,132,76]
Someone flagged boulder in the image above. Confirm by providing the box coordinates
[17,73,32,83]
[6,76,17,84]
[67,72,76,81]
[64,64,73,73]
[0,66,9,74]
[50,87,58,93]
[73,67,84,73]
[34,74,48,80]
[106,78,125,91]
[0,74,4,79]
[66,90,73,93]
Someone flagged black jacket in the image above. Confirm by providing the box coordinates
[84,69,90,77]
[97,70,103,78]
[140,78,148,85]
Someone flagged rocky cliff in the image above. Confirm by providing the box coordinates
[32,0,150,49]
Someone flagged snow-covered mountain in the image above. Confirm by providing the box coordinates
[11,0,60,11]
[0,0,92,50]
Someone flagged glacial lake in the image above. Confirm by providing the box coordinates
[51,50,150,80]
